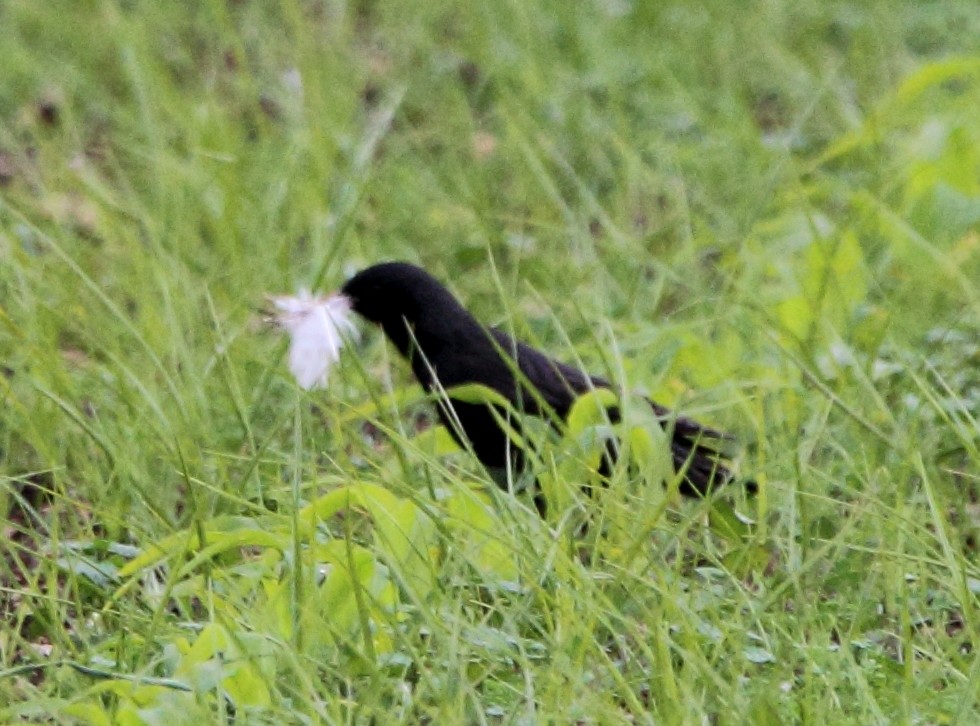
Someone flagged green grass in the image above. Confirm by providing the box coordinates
[2,0,979,722]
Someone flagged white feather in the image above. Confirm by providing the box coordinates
[270,290,357,389]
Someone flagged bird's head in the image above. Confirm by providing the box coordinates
[340,261,469,354]
[270,261,477,389]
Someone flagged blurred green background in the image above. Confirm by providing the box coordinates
[1,0,979,722]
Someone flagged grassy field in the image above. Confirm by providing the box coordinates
[2,0,979,722]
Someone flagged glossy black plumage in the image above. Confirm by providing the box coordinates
[341,262,748,511]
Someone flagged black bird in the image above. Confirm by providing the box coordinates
[340,261,749,514]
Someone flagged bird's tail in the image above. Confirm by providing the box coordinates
[652,404,755,497]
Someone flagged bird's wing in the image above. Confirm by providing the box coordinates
[487,328,599,418]
[486,326,748,495]
[488,327,726,433]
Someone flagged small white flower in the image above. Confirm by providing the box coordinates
[269,290,357,389]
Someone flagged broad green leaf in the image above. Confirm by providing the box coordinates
[565,387,618,435]
[894,57,980,105]
[301,483,438,598]
[335,387,428,425]
[445,487,519,582]
[358,484,438,598]
[117,516,280,577]
[775,229,868,341]
[776,294,814,341]
[175,624,272,708]
[411,423,463,456]
[60,704,114,726]
[627,424,672,485]
[176,529,289,579]
[708,500,754,544]
[444,382,515,409]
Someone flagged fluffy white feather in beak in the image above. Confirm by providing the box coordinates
[269,290,358,389]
